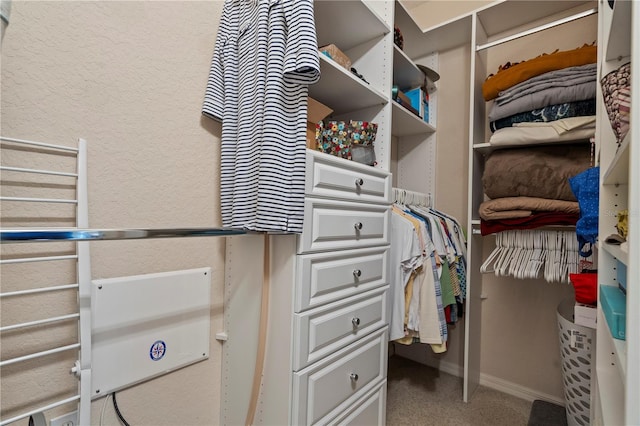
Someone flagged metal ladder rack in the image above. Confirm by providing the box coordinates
[0,136,91,426]
[0,136,246,425]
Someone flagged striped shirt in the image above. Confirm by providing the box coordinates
[203,0,320,233]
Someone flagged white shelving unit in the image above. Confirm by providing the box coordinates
[392,1,438,197]
[465,0,599,403]
[221,2,395,425]
[310,1,393,171]
[594,0,638,423]
[219,2,451,423]
[407,0,600,404]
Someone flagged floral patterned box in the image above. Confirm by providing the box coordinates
[315,120,378,161]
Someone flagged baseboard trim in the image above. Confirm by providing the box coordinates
[409,356,565,406]
[477,372,565,406]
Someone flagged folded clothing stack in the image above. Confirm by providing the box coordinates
[483,44,597,146]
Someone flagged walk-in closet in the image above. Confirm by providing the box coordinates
[1,1,637,425]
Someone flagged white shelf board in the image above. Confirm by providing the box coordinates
[603,133,630,185]
[396,1,471,58]
[391,101,435,137]
[606,0,632,61]
[476,1,596,40]
[600,241,629,265]
[315,1,390,51]
[392,45,424,90]
[310,55,387,116]
[472,143,492,154]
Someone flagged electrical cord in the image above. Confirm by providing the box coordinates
[112,392,131,426]
[245,233,270,426]
[100,393,112,426]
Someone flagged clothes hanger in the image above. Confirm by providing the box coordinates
[495,231,514,277]
[480,233,503,273]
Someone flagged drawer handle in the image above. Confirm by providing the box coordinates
[354,222,363,231]
[355,178,364,187]
[350,373,359,382]
[352,317,361,327]
[353,269,362,278]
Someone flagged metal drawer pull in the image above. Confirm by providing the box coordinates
[355,178,364,187]
[352,317,361,327]
[350,373,359,381]
[354,222,363,230]
[353,269,362,278]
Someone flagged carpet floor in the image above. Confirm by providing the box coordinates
[386,355,536,426]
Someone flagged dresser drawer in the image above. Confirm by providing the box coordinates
[306,150,391,204]
[330,380,387,426]
[292,327,388,426]
[295,246,390,312]
[293,287,388,371]
[298,198,390,254]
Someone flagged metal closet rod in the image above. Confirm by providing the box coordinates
[476,7,597,52]
[0,227,247,243]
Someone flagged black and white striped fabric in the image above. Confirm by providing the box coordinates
[203,0,320,233]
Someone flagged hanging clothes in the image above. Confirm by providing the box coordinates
[388,208,423,341]
[203,0,320,233]
[388,195,467,353]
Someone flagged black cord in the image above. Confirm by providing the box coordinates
[112,391,131,426]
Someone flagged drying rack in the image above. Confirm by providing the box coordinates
[0,136,244,425]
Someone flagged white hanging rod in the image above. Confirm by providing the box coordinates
[0,136,79,152]
[0,227,247,243]
[0,343,80,367]
[0,395,80,426]
[0,196,78,204]
[0,284,79,298]
[476,7,597,52]
[0,166,78,178]
[0,255,78,265]
[0,313,80,333]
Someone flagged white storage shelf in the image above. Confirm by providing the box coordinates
[600,241,629,266]
[310,55,387,116]
[605,0,631,61]
[391,0,439,198]
[391,102,435,136]
[603,132,630,185]
[393,45,425,90]
[596,0,638,423]
[391,45,436,136]
[314,1,389,52]
[449,0,600,405]
[474,1,596,45]
[311,0,390,116]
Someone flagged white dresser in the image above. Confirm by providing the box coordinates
[222,150,391,425]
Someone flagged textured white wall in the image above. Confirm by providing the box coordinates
[1,1,226,424]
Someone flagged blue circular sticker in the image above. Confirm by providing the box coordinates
[150,340,166,361]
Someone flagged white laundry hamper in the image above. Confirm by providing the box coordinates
[557,299,595,426]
